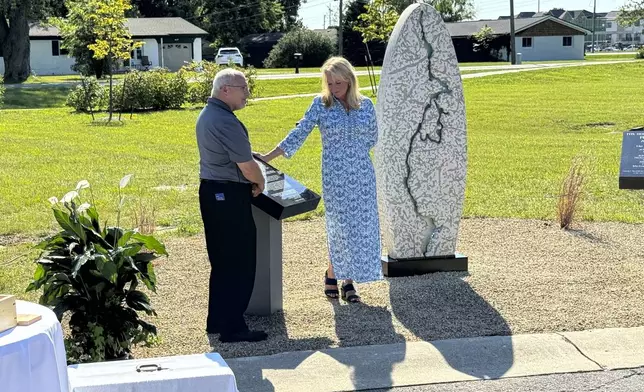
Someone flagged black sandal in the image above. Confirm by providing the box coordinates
[324,271,339,299]
[341,282,361,303]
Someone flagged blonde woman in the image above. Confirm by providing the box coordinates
[258,56,382,303]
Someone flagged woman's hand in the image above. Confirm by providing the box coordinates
[254,147,285,163]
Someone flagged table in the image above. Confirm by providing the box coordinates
[0,300,69,392]
[67,353,239,392]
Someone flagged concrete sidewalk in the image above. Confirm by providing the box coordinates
[225,326,644,392]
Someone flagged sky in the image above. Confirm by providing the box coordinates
[299,0,629,30]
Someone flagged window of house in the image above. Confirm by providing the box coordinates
[563,36,573,46]
[51,40,69,56]
[522,37,533,47]
[606,22,613,28]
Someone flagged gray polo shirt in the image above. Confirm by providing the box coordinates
[196,98,253,183]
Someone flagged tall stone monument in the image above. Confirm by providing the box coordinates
[375,3,468,276]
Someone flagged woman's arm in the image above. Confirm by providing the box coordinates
[261,97,321,162]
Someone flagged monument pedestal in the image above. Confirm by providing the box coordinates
[246,206,283,316]
[381,254,468,277]
[244,157,321,316]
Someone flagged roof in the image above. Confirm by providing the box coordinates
[446,16,591,37]
[29,17,207,38]
[605,11,620,19]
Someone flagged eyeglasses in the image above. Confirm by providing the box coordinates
[226,84,249,91]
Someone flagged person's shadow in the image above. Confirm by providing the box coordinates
[388,271,514,380]
[327,300,407,390]
[210,311,334,392]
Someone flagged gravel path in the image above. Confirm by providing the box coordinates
[132,217,644,360]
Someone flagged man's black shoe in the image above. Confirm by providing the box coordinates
[219,330,268,343]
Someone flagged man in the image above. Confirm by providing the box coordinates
[196,68,267,343]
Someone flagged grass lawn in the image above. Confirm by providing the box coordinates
[1,62,644,279]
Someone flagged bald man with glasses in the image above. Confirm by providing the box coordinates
[196,68,267,343]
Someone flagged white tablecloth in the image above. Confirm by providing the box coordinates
[67,353,238,392]
[0,300,69,392]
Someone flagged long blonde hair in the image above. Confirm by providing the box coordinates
[320,57,362,110]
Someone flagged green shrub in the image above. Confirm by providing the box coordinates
[182,61,260,105]
[113,68,188,111]
[65,76,107,112]
[264,29,336,68]
[27,176,167,363]
[637,47,644,59]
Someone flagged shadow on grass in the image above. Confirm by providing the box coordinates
[3,87,71,109]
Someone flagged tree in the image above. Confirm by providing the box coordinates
[0,0,62,83]
[198,0,284,48]
[343,0,386,66]
[52,0,110,79]
[472,25,493,53]
[263,28,335,68]
[617,0,644,26]
[64,0,142,122]
[354,0,399,43]
[390,0,474,22]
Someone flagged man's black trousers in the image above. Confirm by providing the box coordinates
[199,180,256,335]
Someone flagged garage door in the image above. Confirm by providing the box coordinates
[162,43,192,71]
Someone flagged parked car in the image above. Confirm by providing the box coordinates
[215,47,244,67]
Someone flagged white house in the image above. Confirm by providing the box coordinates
[0,17,207,76]
[447,16,591,62]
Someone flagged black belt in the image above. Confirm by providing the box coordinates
[200,179,249,185]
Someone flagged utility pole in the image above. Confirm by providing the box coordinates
[510,0,516,64]
[323,15,326,29]
[338,0,343,56]
[538,0,540,13]
[592,0,597,52]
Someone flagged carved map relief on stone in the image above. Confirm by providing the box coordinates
[375,3,467,260]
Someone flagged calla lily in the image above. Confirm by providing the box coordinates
[62,191,79,204]
[76,180,90,191]
[119,174,133,189]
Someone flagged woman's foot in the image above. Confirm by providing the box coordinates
[324,270,339,299]
[341,280,361,303]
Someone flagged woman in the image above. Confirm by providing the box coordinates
[258,56,382,303]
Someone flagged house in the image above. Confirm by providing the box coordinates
[0,17,207,76]
[447,16,590,62]
[605,11,644,46]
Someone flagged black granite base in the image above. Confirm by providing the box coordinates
[381,253,468,277]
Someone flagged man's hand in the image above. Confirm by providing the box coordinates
[252,182,265,197]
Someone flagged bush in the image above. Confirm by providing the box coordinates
[113,68,188,112]
[637,47,644,59]
[182,61,260,105]
[264,29,336,68]
[65,76,107,113]
[26,176,168,364]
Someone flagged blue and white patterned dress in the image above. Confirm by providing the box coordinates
[279,95,383,283]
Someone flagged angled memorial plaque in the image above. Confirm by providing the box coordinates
[619,128,644,190]
[251,157,321,220]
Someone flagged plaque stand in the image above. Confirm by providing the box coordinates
[381,254,468,277]
[244,158,321,316]
[246,206,283,316]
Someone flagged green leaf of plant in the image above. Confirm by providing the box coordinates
[126,290,156,316]
[131,233,168,256]
[86,206,101,232]
[138,319,157,335]
[122,243,143,257]
[34,264,46,281]
[71,252,91,278]
[102,261,118,284]
[118,230,135,247]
